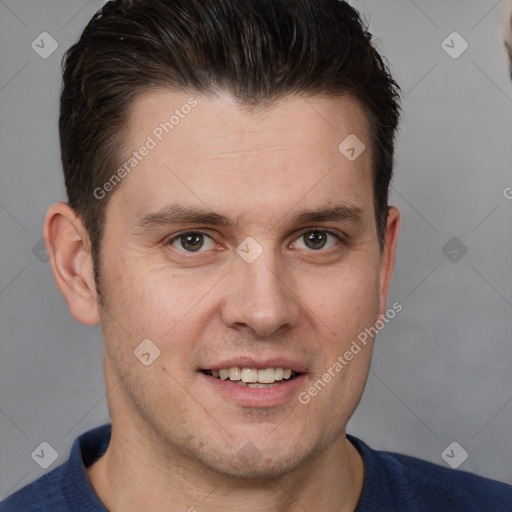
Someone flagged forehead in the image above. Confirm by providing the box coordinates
[108,89,374,228]
[127,89,370,151]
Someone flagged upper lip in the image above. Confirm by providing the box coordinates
[201,357,307,373]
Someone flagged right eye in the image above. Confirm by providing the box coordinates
[167,231,218,253]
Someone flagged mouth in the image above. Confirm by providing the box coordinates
[200,367,301,388]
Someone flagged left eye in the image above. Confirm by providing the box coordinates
[292,230,340,251]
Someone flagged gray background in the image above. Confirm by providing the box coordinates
[1,0,511,500]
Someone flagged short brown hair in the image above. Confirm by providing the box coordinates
[59,0,401,290]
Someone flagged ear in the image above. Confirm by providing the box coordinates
[43,202,100,325]
[377,206,400,318]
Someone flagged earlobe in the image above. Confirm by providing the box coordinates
[43,202,100,325]
[378,206,400,318]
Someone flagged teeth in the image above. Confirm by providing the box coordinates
[241,368,258,383]
[246,382,280,388]
[257,368,275,383]
[229,367,242,381]
[208,366,297,384]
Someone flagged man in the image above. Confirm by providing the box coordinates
[1,0,511,510]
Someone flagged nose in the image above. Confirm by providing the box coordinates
[220,246,301,337]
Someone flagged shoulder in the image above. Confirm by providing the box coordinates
[0,464,69,511]
[0,424,111,512]
[391,450,512,511]
[349,435,512,512]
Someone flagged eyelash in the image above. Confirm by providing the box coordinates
[165,229,345,255]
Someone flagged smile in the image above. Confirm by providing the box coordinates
[199,366,306,407]
[201,367,300,387]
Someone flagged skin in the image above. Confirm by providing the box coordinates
[44,91,400,511]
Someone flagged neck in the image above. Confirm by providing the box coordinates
[86,419,364,512]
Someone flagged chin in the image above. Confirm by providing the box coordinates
[193,441,316,480]
[208,457,304,480]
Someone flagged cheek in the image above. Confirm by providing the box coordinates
[299,269,379,422]
[303,263,381,340]
[100,254,219,346]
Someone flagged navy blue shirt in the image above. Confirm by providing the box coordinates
[2,424,511,511]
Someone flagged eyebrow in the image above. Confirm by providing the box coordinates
[132,202,366,233]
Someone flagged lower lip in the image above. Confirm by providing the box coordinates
[198,372,307,407]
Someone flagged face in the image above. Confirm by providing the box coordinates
[93,90,398,478]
